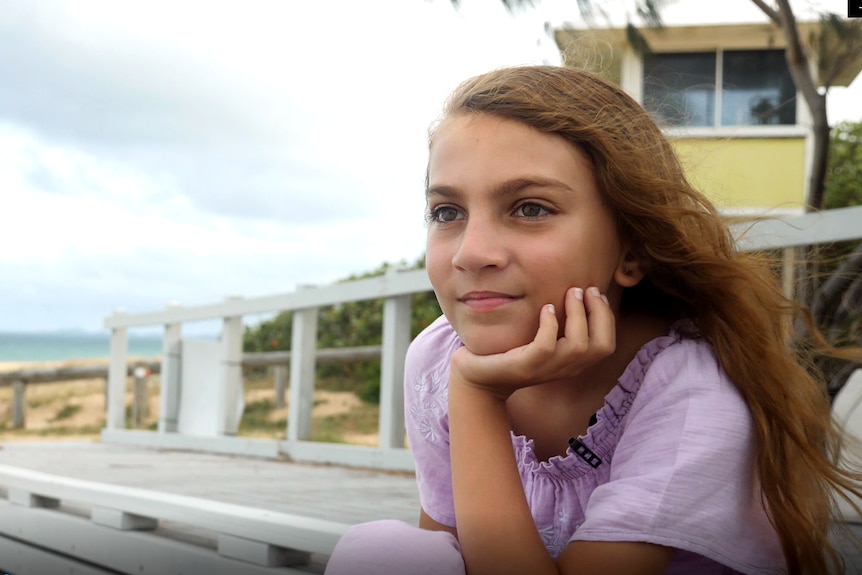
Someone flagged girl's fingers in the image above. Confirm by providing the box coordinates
[534,303,561,355]
[584,287,615,357]
[563,287,589,350]
[454,289,616,392]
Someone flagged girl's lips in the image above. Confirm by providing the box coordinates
[458,292,522,311]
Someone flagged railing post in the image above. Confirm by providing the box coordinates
[288,288,318,442]
[219,296,245,436]
[132,367,149,428]
[273,365,288,409]
[781,247,796,337]
[379,291,412,449]
[12,380,25,429]
[782,247,796,300]
[159,303,183,433]
[107,314,129,429]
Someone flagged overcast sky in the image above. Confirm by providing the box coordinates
[2,0,860,334]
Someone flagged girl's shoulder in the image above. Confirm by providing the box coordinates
[405,315,462,375]
[644,322,730,389]
[625,320,747,424]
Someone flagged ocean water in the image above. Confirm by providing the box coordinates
[0,331,164,363]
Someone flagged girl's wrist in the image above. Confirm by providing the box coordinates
[451,342,535,402]
[449,365,512,405]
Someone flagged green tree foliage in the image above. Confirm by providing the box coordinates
[243,310,294,353]
[811,119,862,393]
[825,120,862,210]
[243,256,442,403]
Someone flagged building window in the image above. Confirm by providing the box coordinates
[643,49,796,127]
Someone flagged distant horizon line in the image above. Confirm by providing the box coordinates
[0,329,217,339]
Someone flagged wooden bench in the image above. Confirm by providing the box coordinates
[0,463,348,574]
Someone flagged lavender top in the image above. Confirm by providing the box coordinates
[405,315,786,575]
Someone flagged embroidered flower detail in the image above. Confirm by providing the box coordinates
[538,505,581,558]
[409,369,448,443]
[538,524,566,558]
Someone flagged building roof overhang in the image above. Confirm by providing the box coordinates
[554,21,862,88]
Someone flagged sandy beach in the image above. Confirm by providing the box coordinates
[0,358,378,445]
[0,358,112,442]
[0,358,108,371]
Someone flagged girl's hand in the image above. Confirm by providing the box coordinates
[450,286,615,400]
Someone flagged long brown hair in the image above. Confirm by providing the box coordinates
[436,65,862,574]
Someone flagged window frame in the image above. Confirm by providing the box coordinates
[637,47,807,138]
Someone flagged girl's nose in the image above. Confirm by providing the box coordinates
[451,219,508,272]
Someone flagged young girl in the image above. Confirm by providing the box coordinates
[324,65,862,575]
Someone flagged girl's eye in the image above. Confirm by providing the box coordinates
[515,203,550,218]
[428,205,464,224]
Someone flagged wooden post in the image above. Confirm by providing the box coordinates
[107,318,129,430]
[219,296,244,436]
[273,365,288,409]
[379,293,412,449]
[288,291,318,442]
[12,380,25,429]
[782,247,796,338]
[132,367,148,428]
[782,246,796,301]
[159,304,183,433]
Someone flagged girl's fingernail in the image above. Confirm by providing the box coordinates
[587,287,601,298]
[547,304,555,314]
[601,294,609,306]
[572,288,584,301]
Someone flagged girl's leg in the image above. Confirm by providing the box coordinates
[324,519,465,575]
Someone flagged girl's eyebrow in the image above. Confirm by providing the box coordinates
[425,176,573,199]
[424,185,459,200]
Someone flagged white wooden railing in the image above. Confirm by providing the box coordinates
[0,347,380,431]
[102,267,431,471]
[0,361,161,430]
[100,206,862,471]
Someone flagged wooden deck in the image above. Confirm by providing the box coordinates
[0,440,419,574]
[0,440,419,527]
[2,440,862,573]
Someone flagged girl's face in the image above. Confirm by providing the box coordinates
[425,113,628,355]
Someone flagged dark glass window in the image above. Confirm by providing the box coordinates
[643,52,716,127]
[722,50,796,125]
[643,49,796,127]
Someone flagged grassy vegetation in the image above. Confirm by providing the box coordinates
[0,369,380,445]
[0,423,105,438]
[313,401,379,444]
[238,373,380,444]
[238,398,285,436]
[51,404,82,422]
[26,397,54,410]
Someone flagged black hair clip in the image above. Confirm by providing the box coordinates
[568,437,602,468]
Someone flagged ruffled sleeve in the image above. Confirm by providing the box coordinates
[571,337,785,575]
[403,315,462,527]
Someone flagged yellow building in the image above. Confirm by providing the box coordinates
[554,22,862,215]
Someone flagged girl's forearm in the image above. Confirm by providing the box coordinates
[448,377,560,575]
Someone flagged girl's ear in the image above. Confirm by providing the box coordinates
[614,250,647,288]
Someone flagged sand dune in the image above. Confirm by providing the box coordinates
[0,359,377,446]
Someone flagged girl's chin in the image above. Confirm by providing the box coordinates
[459,333,534,356]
